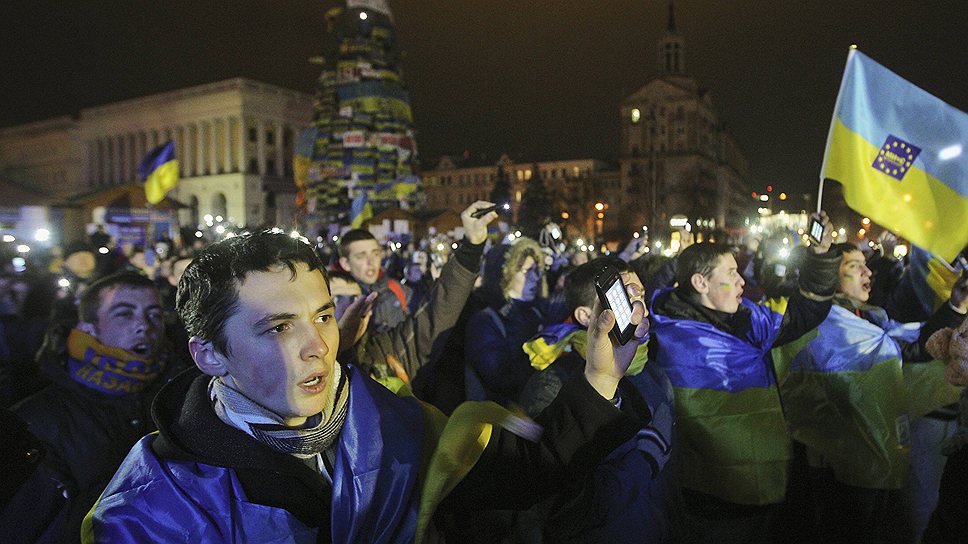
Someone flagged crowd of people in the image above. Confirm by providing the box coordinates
[0,201,966,544]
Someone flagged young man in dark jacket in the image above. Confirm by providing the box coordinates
[518,257,681,543]
[2,271,179,543]
[83,219,654,542]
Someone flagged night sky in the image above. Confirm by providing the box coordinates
[3,0,968,197]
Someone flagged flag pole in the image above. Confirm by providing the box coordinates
[818,44,858,213]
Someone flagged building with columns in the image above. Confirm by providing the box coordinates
[0,78,313,231]
[618,1,749,240]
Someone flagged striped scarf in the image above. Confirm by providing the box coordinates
[210,363,349,458]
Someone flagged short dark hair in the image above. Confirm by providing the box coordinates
[79,271,158,323]
[829,242,862,259]
[675,243,733,296]
[337,229,377,258]
[327,269,356,284]
[564,257,629,316]
[176,230,327,356]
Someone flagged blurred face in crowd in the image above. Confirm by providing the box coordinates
[695,253,745,314]
[198,264,339,426]
[64,250,97,280]
[168,257,193,288]
[89,285,165,358]
[838,249,872,302]
[340,239,382,286]
[329,275,370,343]
[508,256,542,301]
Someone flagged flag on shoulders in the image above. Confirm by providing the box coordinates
[821,48,968,261]
[138,141,179,205]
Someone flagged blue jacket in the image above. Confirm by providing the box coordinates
[84,365,648,543]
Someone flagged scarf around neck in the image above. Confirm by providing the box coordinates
[210,362,350,458]
[66,328,165,395]
[524,323,649,376]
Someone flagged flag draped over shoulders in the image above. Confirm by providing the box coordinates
[821,48,968,261]
[138,141,179,205]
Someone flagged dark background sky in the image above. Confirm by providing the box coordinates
[3,1,967,197]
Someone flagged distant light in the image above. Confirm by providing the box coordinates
[16,244,30,253]
[779,192,787,200]
[514,230,522,238]
[98,246,110,254]
[561,212,570,219]
[839,228,846,236]
[633,232,640,239]
[2,234,14,242]
[34,228,50,242]
[684,223,692,232]
[215,215,224,223]
[12,257,26,270]
[894,245,909,259]
[767,185,773,192]
[579,245,588,252]
[655,241,662,248]
[595,202,604,211]
[195,231,204,238]
[58,278,70,288]
[861,217,871,226]
[903,193,912,203]
[939,144,962,160]
[858,228,866,237]
[215,225,226,234]
[225,232,236,239]
[204,214,213,223]
[642,225,648,231]
[359,11,367,20]
[290,230,301,239]
[642,247,650,253]
[869,241,877,248]
[630,108,641,123]
[759,194,769,201]
[669,216,688,227]
[779,247,790,259]
[831,231,839,238]
[437,243,444,251]
[451,242,459,250]
[597,212,604,219]
[332,235,339,242]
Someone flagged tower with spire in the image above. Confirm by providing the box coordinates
[617,0,749,244]
[658,0,685,75]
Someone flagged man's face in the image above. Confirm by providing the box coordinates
[217,264,339,426]
[64,250,97,280]
[700,254,746,314]
[340,239,382,285]
[838,250,872,302]
[93,286,164,358]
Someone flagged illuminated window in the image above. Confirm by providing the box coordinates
[631,108,641,124]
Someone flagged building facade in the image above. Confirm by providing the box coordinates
[618,2,750,239]
[423,153,621,238]
[0,78,313,230]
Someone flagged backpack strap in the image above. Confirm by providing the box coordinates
[386,279,409,315]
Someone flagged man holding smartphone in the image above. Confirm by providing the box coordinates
[648,211,839,544]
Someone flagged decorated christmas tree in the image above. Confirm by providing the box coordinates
[295,0,421,230]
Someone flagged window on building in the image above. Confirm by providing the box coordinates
[248,158,259,174]
[266,131,274,145]
[248,128,257,142]
[266,159,276,174]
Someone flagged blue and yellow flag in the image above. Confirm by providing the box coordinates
[349,191,373,228]
[821,48,968,261]
[138,141,179,205]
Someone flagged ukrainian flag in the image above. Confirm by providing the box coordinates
[138,141,179,205]
[821,48,968,261]
[349,191,373,228]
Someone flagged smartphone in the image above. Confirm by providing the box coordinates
[808,217,825,245]
[594,266,637,345]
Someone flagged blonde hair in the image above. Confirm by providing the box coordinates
[500,237,548,299]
